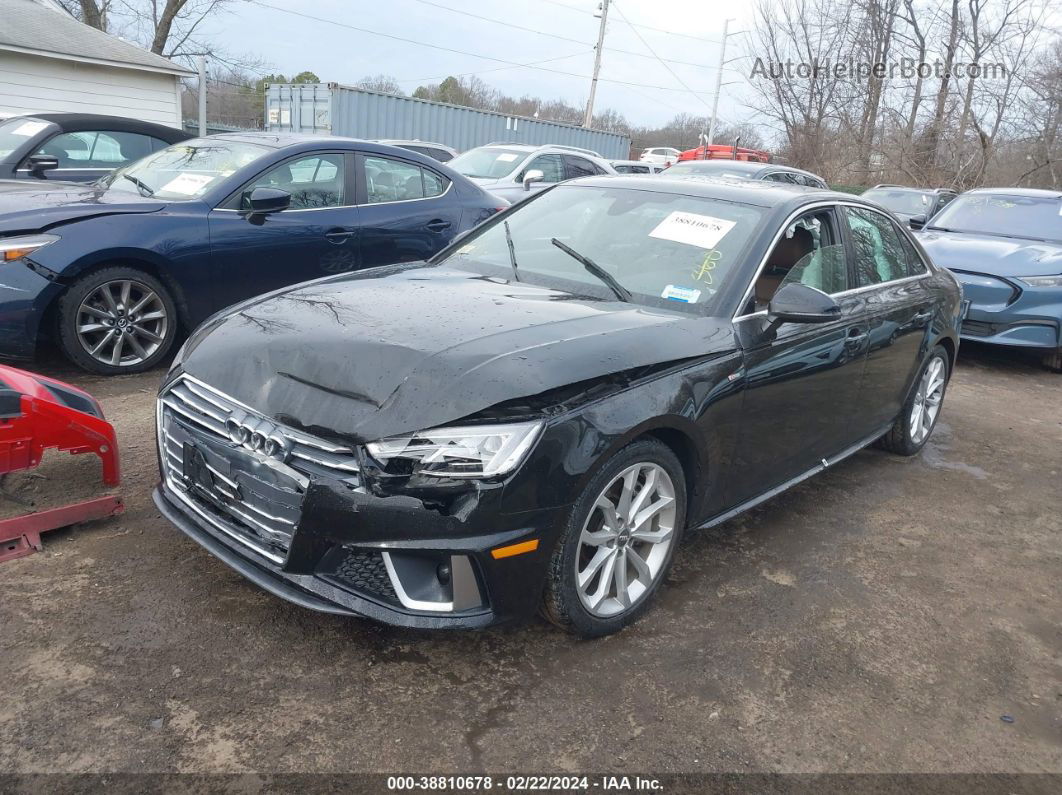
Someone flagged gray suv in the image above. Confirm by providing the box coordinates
[449,143,618,203]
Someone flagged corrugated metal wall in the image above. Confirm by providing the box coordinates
[266,83,631,159]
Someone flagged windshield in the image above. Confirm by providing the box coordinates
[449,147,526,179]
[862,188,934,216]
[442,184,764,313]
[0,117,54,159]
[665,162,750,179]
[100,138,268,200]
[927,193,1062,243]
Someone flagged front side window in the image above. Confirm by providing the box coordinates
[365,156,448,203]
[845,207,909,286]
[244,154,345,209]
[0,117,55,158]
[444,184,765,314]
[36,131,155,167]
[521,154,565,184]
[101,139,269,200]
[750,209,845,311]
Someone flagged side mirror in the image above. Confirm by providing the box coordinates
[522,169,544,191]
[244,187,290,216]
[27,154,59,175]
[908,214,927,230]
[767,282,841,325]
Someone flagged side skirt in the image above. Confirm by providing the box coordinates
[694,422,893,532]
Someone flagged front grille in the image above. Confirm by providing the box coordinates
[322,548,400,604]
[158,376,360,562]
[962,319,995,337]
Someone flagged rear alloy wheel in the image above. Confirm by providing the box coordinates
[543,439,686,637]
[879,345,950,455]
[1042,348,1062,373]
[57,267,178,375]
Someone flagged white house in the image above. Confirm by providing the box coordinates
[0,0,194,129]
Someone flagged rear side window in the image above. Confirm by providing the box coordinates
[36,130,157,167]
[365,155,448,203]
[564,155,603,179]
[764,171,799,184]
[845,207,909,286]
[898,230,928,276]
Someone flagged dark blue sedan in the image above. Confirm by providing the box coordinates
[0,133,505,373]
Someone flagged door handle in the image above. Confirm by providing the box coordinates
[426,219,452,233]
[324,228,354,244]
[845,327,868,346]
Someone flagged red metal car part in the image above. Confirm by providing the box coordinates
[0,364,123,562]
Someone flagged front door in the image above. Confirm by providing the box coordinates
[355,153,464,268]
[207,151,359,312]
[729,207,870,506]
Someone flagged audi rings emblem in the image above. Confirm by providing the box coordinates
[225,414,291,461]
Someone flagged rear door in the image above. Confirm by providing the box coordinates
[207,151,358,310]
[563,154,607,179]
[355,152,462,268]
[842,205,935,435]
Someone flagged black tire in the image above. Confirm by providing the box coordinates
[1041,348,1062,373]
[879,344,951,456]
[542,438,687,638]
[56,266,178,375]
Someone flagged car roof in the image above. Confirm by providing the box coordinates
[672,159,765,173]
[868,185,955,194]
[566,174,857,208]
[378,139,455,150]
[611,159,653,166]
[11,112,189,138]
[962,187,1062,199]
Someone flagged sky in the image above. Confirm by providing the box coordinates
[200,0,761,129]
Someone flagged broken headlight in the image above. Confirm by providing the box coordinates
[366,421,543,478]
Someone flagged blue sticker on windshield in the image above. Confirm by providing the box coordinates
[661,285,702,303]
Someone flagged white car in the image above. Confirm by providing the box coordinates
[639,147,681,166]
[610,160,663,174]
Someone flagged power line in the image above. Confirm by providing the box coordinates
[404,0,728,72]
[610,0,713,109]
[248,0,732,94]
[538,0,723,45]
[397,51,594,85]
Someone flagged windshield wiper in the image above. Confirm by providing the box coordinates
[503,221,520,282]
[122,174,154,197]
[550,238,632,303]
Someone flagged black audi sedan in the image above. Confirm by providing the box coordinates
[154,176,962,636]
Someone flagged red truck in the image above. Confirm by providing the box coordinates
[677,143,771,163]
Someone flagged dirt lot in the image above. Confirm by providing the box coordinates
[1,342,1060,775]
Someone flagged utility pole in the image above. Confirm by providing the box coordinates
[706,18,730,148]
[583,0,610,128]
[197,56,207,137]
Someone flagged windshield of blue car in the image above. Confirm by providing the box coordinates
[927,193,1062,243]
[443,184,764,313]
[449,148,526,179]
[862,188,934,216]
[0,117,54,159]
[100,139,269,199]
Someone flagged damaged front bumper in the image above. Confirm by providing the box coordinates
[154,375,567,629]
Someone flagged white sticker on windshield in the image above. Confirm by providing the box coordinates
[11,121,49,137]
[649,211,736,249]
[661,284,702,303]
[496,153,519,162]
[159,172,214,195]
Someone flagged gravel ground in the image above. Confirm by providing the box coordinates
[1,341,1060,775]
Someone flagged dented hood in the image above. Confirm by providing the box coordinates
[178,264,735,442]
[0,179,165,235]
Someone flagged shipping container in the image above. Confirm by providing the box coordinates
[265,83,631,159]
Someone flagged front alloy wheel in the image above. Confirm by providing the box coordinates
[576,463,677,617]
[543,439,686,637]
[76,279,168,368]
[57,266,178,375]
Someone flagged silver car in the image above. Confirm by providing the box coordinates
[449,143,617,204]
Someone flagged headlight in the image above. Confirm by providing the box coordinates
[366,421,543,478]
[1019,275,1062,288]
[0,234,59,262]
